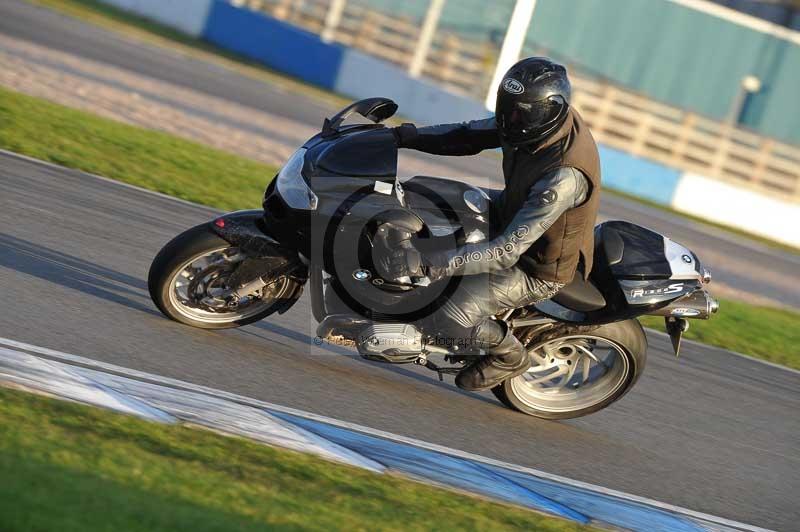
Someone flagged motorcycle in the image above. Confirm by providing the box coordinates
[148,97,718,420]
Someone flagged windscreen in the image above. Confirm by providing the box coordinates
[309,128,398,178]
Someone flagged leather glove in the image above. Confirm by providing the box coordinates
[377,241,425,285]
[390,123,418,148]
[373,222,428,284]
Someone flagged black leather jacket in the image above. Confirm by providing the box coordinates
[395,119,589,280]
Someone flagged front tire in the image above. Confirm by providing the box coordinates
[148,224,297,329]
[492,319,647,420]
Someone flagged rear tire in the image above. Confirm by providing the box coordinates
[148,224,295,329]
[492,319,647,420]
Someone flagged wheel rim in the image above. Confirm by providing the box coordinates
[167,246,291,324]
[509,334,632,413]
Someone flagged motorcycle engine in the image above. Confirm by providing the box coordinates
[356,323,423,363]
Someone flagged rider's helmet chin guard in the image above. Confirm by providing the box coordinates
[495,57,572,147]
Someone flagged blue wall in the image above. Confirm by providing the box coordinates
[599,146,681,205]
[203,0,344,90]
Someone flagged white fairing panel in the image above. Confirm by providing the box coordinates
[664,237,701,280]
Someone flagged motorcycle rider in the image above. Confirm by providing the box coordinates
[381,57,602,391]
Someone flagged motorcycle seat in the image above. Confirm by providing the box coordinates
[551,272,606,312]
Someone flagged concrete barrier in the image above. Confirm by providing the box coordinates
[200,4,486,124]
[334,50,488,124]
[672,173,800,247]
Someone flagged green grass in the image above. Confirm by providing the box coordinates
[640,298,800,369]
[0,86,273,211]
[0,386,592,532]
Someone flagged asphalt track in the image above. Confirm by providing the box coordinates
[0,2,799,530]
[1,152,799,530]
[2,0,800,310]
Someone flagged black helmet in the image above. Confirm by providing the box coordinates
[495,57,571,146]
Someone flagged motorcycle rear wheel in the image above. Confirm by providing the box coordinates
[492,319,647,420]
[148,224,296,329]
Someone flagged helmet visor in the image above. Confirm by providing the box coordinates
[497,96,566,142]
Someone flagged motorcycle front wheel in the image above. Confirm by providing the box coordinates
[148,224,297,329]
[492,319,647,420]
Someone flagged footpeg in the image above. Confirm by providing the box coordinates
[415,356,462,381]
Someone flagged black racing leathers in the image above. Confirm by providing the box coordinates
[426,167,588,281]
[394,119,589,283]
[394,119,589,360]
[393,118,500,156]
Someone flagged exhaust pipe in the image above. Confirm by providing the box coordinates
[648,289,719,319]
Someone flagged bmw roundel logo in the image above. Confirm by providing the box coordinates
[352,269,371,281]
[502,78,525,94]
[682,254,693,264]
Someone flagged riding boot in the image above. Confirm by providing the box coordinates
[455,322,530,392]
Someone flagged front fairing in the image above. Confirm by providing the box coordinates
[267,126,491,262]
[304,125,398,179]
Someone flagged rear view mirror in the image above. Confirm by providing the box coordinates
[322,98,398,136]
[363,100,399,123]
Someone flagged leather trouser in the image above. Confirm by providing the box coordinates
[418,266,564,350]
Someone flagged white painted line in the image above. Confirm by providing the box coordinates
[86,366,385,472]
[5,144,798,265]
[0,347,176,422]
[0,336,771,532]
[0,343,385,471]
[0,149,217,213]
